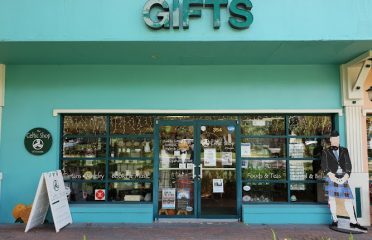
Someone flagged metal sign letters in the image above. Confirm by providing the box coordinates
[143,0,253,30]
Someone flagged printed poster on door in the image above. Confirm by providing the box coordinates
[177,188,190,211]
[213,179,224,193]
[204,148,216,167]
[222,152,233,166]
[241,143,251,157]
[162,188,176,209]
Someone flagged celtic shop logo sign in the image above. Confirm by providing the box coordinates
[24,128,53,155]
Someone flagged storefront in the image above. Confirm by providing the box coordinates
[0,0,372,225]
[59,113,335,222]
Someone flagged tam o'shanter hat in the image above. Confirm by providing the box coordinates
[330,130,339,137]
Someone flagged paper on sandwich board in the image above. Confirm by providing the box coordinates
[25,170,72,233]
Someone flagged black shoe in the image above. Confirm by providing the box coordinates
[331,221,338,227]
[350,222,368,231]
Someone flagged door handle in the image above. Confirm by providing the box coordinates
[199,164,203,179]
[192,164,196,179]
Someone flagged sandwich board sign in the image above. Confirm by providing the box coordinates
[25,170,72,233]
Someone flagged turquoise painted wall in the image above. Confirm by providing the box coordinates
[0,0,372,41]
[243,205,331,224]
[70,204,153,223]
[0,65,341,223]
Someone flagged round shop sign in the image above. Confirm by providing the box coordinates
[24,128,52,155]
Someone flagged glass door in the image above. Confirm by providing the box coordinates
[198,123,238,217]
[157,122,197,217]
[155,120,239,219]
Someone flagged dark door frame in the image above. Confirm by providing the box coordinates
[153,119,242,220]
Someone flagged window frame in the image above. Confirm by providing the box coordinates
[60,114,155,204]
[240,114,335,204]
[60,113,335,205]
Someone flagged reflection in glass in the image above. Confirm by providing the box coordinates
[242,182,288,202]
[160,126,194,169]
[368,139,372,158]
[367,133,372,157]
[110,139,153,158]
[158,126,195,216]
[63,115,106,135]
[289,138,328,158]
[158,115,238,121]
[201,170,236,201]
[65,182,105,202]
[240,115,285,136]
[290,183,327,203]
[366,117,372,185]
[158,170,194,216]
[200,125,237,216]
[62,160,106,181]
[63,137,106,158]
[108,182,152,202]
[200,125,236,168]
[109,160,153,180]
[367,116,372,135]
[241,138,285,158]
[110,116,154,134]
[289,115,332,136]
[242,160,286,180]
[290,160,323,181]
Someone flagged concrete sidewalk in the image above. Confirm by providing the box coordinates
[0,223,371,240]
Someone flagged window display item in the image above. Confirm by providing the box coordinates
[204,148,216,167]
[144,193,152,202]
[162,188,176,209]
[124,195,142,201]
[243,185,251,192]
[144,141,151,153]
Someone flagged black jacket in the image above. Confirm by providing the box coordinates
[320,146,352,176]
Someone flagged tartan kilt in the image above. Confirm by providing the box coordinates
[324,176,354,199]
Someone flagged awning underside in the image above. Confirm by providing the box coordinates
[0,41,372,65]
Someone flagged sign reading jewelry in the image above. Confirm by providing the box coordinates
[143,0,253,30]
[24,128,52,155]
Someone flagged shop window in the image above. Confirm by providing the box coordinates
[63,137,106,158]
[366,115,372,204]
[61,115,154,203]
[158,115,238,121]
[242,114,333,204]
[241,138,286,158]
[240,115,285,136]
[242,160,287,180]
[244,182,288,203]
[63,116,106,135]
[289,115,332,136]
[110,116,154,134]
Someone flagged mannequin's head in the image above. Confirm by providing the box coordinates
[330,136,340,147]
[329,130,340,147]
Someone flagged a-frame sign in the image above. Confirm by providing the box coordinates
[25,170,72,232]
